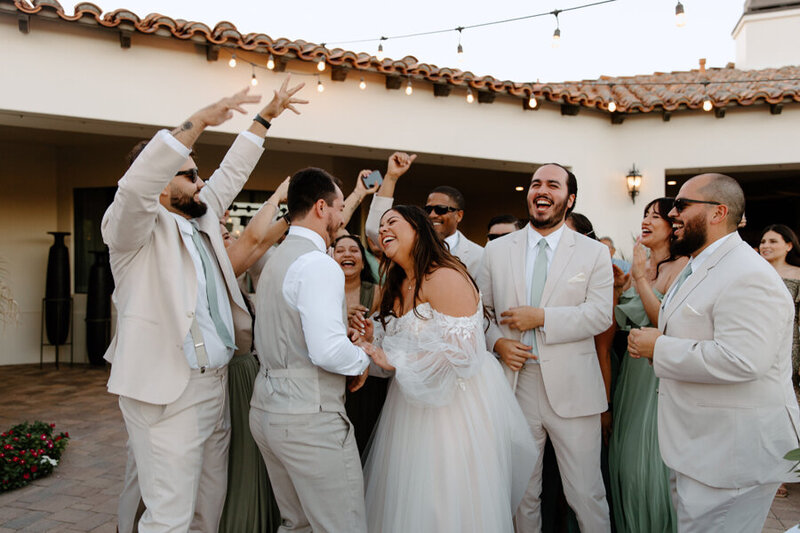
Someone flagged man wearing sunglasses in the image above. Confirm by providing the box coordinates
[103,80,307,533]
[486,214,523,244]
[628,173,800,533]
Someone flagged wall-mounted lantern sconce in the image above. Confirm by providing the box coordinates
[626,164,642,203]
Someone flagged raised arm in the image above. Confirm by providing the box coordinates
[226,176,290,276]
[342,169,380,228]
[630,242,662,326]
[364,152,416,244]
[102,89,264,254]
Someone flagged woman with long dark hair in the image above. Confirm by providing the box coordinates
[357,205,536,532]
[608,197,687,533]
[758,224,800,498]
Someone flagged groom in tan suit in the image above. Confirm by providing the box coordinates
[629,173,800,533]
[104,81,305,532]
[479,163,613,532]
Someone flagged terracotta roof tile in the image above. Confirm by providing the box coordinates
[8,0,800,114]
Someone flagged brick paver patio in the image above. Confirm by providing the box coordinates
[0,364,798,532]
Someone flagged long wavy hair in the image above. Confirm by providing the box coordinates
[759,224,800,267]
[377,205,477,325]
[646,197,679,276]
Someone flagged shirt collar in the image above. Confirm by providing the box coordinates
[444,230,460,250]
[526,222,565,252]
[688,231,735,272]
[288,225,327,252]
[170,212,195,235]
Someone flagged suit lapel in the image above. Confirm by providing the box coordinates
[660,233,743,327]
[541,228,576,305]
[509,230,527,306]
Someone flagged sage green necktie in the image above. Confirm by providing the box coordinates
[190,225,236,350]
[663,263,692,310]
[529,239,549,356]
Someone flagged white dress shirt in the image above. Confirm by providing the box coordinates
[172,214,236,370]
[523,223,566,358]
[162,128,264,370]
[283,226,370,376]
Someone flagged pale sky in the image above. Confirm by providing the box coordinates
[75,0,741,82]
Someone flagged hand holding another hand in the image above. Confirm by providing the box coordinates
[494,338,534,371]
[359,341,395,372]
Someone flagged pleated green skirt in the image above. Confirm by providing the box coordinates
[219,353,282,533]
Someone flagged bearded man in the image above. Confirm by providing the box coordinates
[478,163,613,532]
[103,81,306,532]
[628,173,800,533]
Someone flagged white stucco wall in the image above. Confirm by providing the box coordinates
[733,7,800,70]
[2,13,800,365]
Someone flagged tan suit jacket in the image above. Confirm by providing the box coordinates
[478,226,613,418]
[654,232,800,488]
[102,132,262,405]
[450,230,484,279]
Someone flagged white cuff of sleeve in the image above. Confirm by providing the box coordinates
[241,130,265,147]
[159,129,192,158]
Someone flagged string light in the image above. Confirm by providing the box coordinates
[359,77,366,90]
[376,38,386,60]
[456,27,464,63]
[552,11,561,48]
[405,78,413,95]
[228,54,237,68]
[266,54,275,70]
[466,88,474,104]
[702,98,713,111]
[528,96,538,109]
[316,58,326,72]
[608,101,617,112]
[515,186,525,191]
[675,2,686,27]
[317,79,325,93]
[251,72,258,87]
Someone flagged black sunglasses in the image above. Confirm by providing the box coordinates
[487,232,510,241]
[424,204,460,216]
[672,197,721,213]
[175,168,200,183]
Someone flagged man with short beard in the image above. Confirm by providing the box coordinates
[103,80,306,532]
[478,163,613,532]
[628,173,800,533]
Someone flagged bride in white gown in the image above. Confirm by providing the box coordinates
[357,205,537,533]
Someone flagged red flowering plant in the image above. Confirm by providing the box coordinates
[0,421,69,492]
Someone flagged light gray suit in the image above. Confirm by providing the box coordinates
[654,232,800,532]
[479,226,612,532]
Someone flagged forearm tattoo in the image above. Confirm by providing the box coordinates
[171,121,193,135]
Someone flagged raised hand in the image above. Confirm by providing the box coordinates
[355,170,380,197]
[273,176,291,204]
[194,87,262,128]
[631,238,649,281]
[260,76,308,120]
[386,152,417,180]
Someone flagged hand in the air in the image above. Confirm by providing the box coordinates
[355,170,380,197]
[194,87,262,127]
[260,76,308,120]
[386,152,417,180]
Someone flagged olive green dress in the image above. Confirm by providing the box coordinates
[783,279,800,391]
[218,352,281,532]
[608,287,677,533]
[345,281,389,456]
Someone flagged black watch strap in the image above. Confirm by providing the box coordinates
[253,114,271,129]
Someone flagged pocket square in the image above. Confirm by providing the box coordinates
[567,272,586,283]
[684,303,703,316]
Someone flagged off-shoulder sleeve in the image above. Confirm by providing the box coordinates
[383,309,485,407]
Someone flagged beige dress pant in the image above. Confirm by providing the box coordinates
[671,471,779,533]
[117,441,145,533]
[249,408,367,533]
[514,364,611,533]
[118,367,230,533]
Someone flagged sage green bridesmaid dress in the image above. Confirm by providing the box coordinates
[608,286,677,533]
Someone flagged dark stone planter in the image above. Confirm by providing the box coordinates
[86,249,113,366]
[44,232,71,346]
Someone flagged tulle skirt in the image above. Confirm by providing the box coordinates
[363,355,537,533]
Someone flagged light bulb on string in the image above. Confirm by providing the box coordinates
[703,99,713,112]
[608,101,617,113]
[675,2,686,27]
[376,39,385,61]
[466,88,474,104]
[317,80,325,93]
[317,58,326,72]
[228,54,237,68]
[266,54,275,70]
[551,11,561,48]
[456,27,464,63]
[359,77,366,90]
[405,79,413,96]
[528,96,538,109]
[251,72,258,87]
